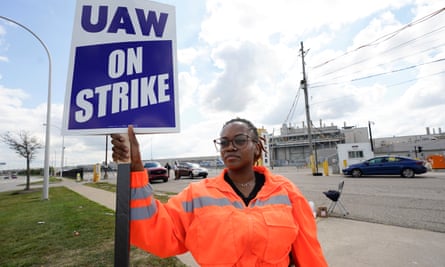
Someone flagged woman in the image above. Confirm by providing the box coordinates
[111,118,327,266]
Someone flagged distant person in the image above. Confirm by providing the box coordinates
[164,162,171,177]
[111,118,327,266]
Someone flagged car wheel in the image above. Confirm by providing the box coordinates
[351,169,362,178]
[202,174,207,178]
[189,172,194,178]
[401,168,415,178]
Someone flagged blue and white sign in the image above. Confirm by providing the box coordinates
[63,0,179,135]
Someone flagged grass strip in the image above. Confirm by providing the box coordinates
[0,187,186,266]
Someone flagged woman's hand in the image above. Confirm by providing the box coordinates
[111,125,145,172]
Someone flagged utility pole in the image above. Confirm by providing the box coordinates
[368,121,374,152]
[300,41,319,175]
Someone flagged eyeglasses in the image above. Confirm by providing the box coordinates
[213,134,255,151]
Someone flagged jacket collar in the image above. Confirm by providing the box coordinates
[207,166,287,197]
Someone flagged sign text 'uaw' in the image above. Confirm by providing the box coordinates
[63,0,179,135]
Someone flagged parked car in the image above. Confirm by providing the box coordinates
[144,161,169,182]
[342,156,427,178]
[3,173,17,179]
[216,159,225,167]
[175,162,208,179]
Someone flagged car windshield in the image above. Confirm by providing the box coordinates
[189,163,200,168]
[144,162,161,168]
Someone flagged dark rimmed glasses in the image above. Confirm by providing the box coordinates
[213,134,255,151]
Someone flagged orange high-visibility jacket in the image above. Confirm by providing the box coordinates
[130,166,327,267]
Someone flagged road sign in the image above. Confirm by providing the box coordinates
[63,0,179,135]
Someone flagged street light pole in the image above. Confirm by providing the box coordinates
[0,16,52,200]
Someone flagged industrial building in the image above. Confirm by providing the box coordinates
[269,121,345,167]
[269,122,445,170]
[103,125,445,174]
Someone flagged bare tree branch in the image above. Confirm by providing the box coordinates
[1,131,43,190]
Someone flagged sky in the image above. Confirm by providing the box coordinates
[0,0,444,170]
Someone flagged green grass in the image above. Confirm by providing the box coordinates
[85,182,175,203]
[16,176,63,188]
[85,181,117,193]
[0,187,187,266]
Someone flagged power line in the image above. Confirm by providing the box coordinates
[312,7,445,69]
[283,86,302,124]
[283,7,445,128]
[309,70,445,107]
[311,40,445,88]
[313,27,445,82]
[306,7,445,91]
[310,57,445,89]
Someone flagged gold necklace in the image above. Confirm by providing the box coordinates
[234,179,255,188]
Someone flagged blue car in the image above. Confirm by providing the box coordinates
[342,156,427,178]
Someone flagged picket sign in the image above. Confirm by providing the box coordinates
[63,0,179,135]
[64,1,178,266]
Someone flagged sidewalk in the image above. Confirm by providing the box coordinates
[61,178,445,267]
[60,178,198,267]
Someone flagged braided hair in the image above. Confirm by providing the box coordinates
[222,118,267,162]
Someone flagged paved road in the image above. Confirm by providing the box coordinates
[0,176,43,192]
[291,169,445,233]
[149,167,445,233]
[3,167,444,233]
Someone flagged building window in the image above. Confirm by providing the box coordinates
[348,150,364,158]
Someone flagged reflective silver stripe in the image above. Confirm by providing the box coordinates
[182,196,244,212]
[130,186,156,220]
[131,185,153,200]
[131,202,157,220]
[250,195,291,208]
[130,194,291,220]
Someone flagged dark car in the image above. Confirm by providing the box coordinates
[175,162,208,179]
[342,156,427,178]
[3,173,17,179]
[144,161,169,182]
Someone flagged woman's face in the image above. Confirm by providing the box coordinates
[219,121,259,170]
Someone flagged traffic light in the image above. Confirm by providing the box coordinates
[418,146,422,153]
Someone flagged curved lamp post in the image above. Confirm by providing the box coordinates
[0,16,52,200]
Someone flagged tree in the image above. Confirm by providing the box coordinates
[1,131,43,190]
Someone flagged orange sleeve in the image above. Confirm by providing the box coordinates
[129,171,189,257]
[289,187,328,267]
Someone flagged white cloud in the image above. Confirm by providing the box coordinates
[0,0,444,170]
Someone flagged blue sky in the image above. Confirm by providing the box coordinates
[1,0,444,170]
